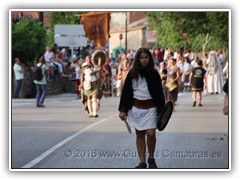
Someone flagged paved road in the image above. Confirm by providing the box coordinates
[11,91,229,169]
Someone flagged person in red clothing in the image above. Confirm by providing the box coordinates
[156,48,163,65]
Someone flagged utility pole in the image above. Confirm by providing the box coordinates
[125,12,128,52]
[39,12,44,26]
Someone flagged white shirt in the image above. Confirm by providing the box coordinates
[13,63,24,80]
[75,66,80,80]
[132,77,152,100]
[44,51,52,63]
[191,60,198,68]
[183,62,191,72]
[177,62,184,73]
[189,53,194,60]
[84,68,97,82]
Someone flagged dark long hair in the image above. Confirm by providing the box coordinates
[129,47,155,80]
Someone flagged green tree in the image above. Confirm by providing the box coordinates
[206,12,229,51]
[12,19,47,66]
[146,11,229,53]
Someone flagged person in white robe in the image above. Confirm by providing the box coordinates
[216,51,224,93]
[206,51,219,94]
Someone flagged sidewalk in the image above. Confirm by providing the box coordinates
[11,93,78,104]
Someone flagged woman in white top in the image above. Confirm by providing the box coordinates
[119,47,165,168]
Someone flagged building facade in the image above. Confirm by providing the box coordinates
[109,12,156,54]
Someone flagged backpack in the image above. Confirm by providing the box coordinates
[32,64,43,81]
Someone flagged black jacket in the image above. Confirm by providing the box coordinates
[118,69,165,115]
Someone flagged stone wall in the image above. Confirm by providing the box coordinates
[12,67,75,98]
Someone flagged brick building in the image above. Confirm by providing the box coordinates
[11,11,50,27]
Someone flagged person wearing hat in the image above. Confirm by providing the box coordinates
[80,55,101,117]
[118,47,165,168]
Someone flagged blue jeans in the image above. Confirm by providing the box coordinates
[14,79,23,98]
[36,84,46,106]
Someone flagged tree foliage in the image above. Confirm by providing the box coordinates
[146,11,229,53]
[12,19,47,66]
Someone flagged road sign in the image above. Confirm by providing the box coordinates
[54,25,88,60]
[146,30,157,43]
[54,25,85,36]
[119,33,123,40]
[54,25,88,47]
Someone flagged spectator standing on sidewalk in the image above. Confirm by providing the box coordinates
[118,47,165,169]
[13,57,24,98]
[189,59,206,107]
[34,55,49,107]
[70,59,81,99]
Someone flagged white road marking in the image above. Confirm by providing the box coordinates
[22,118,108,168]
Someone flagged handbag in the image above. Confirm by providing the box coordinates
[166,81,177,92]
[83,81,91,90]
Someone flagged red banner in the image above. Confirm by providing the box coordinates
[80,12,111,47]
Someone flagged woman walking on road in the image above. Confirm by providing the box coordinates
[118,47,165,168]
[34,55,49,107]
[166,57,180,111]
[189,59,207,107]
